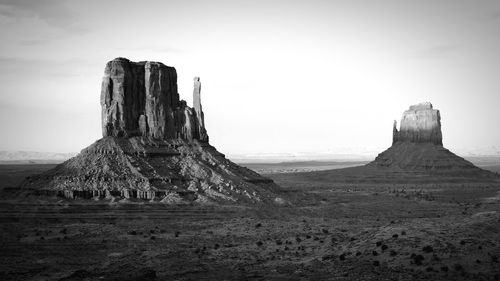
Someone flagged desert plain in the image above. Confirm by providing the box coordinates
[1,161,499,281]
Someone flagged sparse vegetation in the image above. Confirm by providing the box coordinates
[1,163,499,280]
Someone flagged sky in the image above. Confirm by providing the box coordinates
[0,0,499,158]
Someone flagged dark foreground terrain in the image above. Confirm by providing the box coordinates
[1,164,500,280]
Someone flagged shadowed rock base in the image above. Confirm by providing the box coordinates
[368,142,494,177]
[22,137,280,203]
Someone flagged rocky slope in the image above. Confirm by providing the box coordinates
[369,142,489,175]
[21,58,280,203]
[369,103,495,177]
[23,137,278,203]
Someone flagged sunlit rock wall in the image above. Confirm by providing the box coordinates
[392,102,443,145]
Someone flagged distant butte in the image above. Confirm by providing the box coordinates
[369,102,494,176]
[22,58,281,203]
[392,102,442,145]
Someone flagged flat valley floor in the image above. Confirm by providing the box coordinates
[1,164,500,280]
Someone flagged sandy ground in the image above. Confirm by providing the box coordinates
[239,160,500,175]
[238,161,369,174]
[1,164,500,280]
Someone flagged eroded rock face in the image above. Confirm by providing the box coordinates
[101,58,207,141]
[393,102,442,145]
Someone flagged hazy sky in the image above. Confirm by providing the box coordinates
[0,0,499,157]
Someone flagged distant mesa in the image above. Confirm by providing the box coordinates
[22,58,280,203]
[369,102,494,176]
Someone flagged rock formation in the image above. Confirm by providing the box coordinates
[392,102,442,145]
[22,58,280,203]
[369,102,495,176]
[193,77,208,142]
[101,58,207,141]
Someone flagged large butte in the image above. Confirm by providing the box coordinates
[21,58,282,204]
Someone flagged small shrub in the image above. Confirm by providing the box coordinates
[422,245,433,253]
[412,254,424,265]
[322,254,335,261]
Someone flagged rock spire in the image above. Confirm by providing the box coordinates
[193,77,208,142]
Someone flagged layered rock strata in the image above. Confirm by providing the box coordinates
[22,58,279,203]
[24,137,278,203]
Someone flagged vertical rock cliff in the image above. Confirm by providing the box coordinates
[101,58,207,141]
[392,102,442,145]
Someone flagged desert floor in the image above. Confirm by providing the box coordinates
[1,164,500,280]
